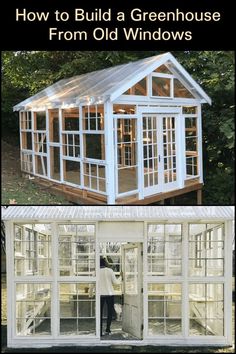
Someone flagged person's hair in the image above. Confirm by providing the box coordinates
[100,257,107,267]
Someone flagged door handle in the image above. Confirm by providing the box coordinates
[158,155,161,163]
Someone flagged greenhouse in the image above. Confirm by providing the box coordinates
[13,52,211,204]
[3,206,233,348]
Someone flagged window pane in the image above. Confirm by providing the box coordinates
[174,79,194,98]
[64,160,81,186]
[16,283,51,336]
[62,108,80,131]
[189,283,224,336]
[84,134,104,160]
[123,78,147,96]
[189,224,224,277]
[148,283,182,336]
[59,283,96,336]
[14,224,52,276]
[152,77,171,97]
[59,224,95,276]
[35,112,46,130]
[147,224,182,276]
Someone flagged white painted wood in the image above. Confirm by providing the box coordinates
[6,221,14,347]
[51,223,58,338]
[198,104,203,183]
[98,222,144,242]
[45,109,50,178]
[79,105,84,189]
[176,111,185,189]
[137,112,144,200]
[182,222,189,338]
[224,220,233,345]
[122,243,143,339]
[58,109,64,183]
[104,101,115,204]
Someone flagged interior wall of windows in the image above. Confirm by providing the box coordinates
[10,219,229,342]
[146,223,183,337]
[189,223,224,277]
[13,222,97,338]
[146,222,226,338]
[14,224,52,276]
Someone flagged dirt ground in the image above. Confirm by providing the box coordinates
[1,140,70,205]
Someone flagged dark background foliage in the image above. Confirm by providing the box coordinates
[1,51,235,204]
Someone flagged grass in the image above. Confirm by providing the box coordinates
[1,140,70,205]
[1,177,69,205]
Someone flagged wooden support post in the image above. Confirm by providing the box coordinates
[197,188,202,205]
[170,197,175,205]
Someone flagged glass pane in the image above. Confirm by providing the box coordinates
[16,283,51,336]
[148,283,182,336]
[189,283,224,336]
[59,283,96,336]
[59,224,95,276]
[152,77,171,97]
[147,224,182,276]
[166,319,182,335]
[84,134,104,160]
[188,224,224,277]
[36,112,46,130]
[174,79,194,98]
[148,319,164,335]
[62,108,80,131]
[14,224,51,276]
[124,248,138,295]
[123,78,147,96]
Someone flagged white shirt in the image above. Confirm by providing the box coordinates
[99,267,121,296]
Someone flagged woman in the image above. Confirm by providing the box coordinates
[99,256,122,336]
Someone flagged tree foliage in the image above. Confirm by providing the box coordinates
[1,51,234,204]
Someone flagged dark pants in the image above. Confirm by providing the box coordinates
[100,295,114,335]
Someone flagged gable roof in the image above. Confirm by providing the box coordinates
[2,206,233,221]
[13,52,211,111]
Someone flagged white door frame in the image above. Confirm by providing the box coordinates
[137,107,182,197]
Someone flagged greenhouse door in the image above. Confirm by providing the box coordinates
[142,114,178,196]
[122,243,143,339]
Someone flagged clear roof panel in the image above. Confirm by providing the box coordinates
[13,53,211,111]
[2,206,234,221]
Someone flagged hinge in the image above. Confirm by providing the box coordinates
[141,250,143,256]
[141,287,143,293]
[141,324,144,331]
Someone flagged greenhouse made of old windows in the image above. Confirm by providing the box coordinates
[3,206,233,348]
[13,53,211,205]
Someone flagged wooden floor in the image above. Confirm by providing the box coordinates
[29,172,202,205]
